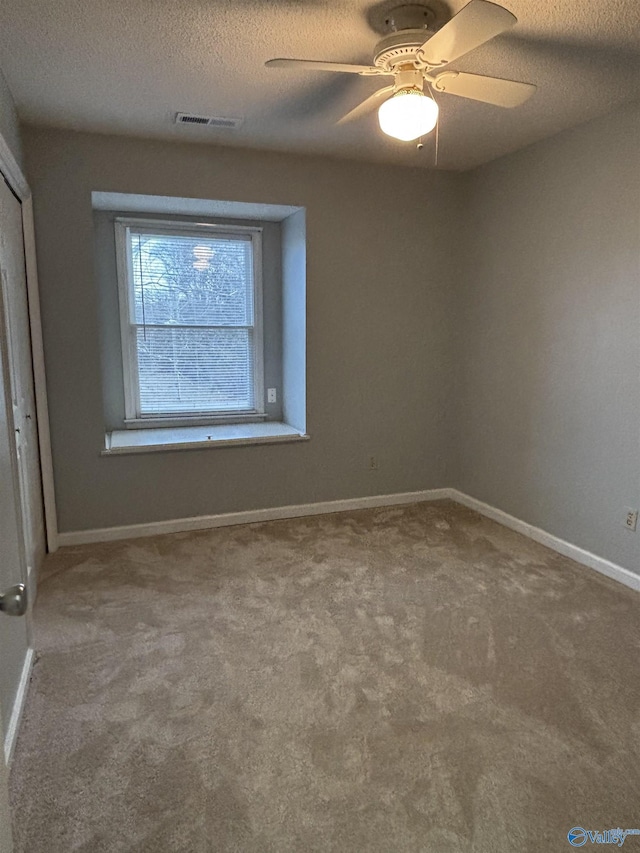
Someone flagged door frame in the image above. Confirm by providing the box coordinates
[0,132,58,553]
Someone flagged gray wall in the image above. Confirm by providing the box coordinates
[23,126,460,532]
[22,106,639,575]
[0,68,23,169]
[452,100,640,573]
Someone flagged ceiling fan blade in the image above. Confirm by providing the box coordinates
[418,0,517,68]
[433,71,536,107]
[337,86,394,124]
[265,58,382,75]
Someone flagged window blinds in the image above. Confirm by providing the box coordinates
[128,230,256,416]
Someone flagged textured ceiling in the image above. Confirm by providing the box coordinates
[1,0,639,169]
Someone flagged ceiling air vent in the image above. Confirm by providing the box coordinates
[175,112,244,129]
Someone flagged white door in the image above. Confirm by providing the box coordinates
[0,178,45,581]
[0,175,35,851]
[0,704,13,852]
[0,286,27,853]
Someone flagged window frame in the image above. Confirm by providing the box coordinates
[114,217,265,429]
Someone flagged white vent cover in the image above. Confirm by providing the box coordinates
[175,113,244,129]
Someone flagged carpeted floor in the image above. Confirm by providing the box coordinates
[9,499,640,852]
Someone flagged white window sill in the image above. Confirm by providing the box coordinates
[103,422,309,455]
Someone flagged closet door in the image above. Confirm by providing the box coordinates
[0,176,45,578]
[0,704,15,850]
[0,218,30,767]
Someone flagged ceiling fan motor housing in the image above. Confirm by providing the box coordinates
[374,5,439,71]
[374,30,433,71]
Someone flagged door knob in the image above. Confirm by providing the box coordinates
[0,583,27,617]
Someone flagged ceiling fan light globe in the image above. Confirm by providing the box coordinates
[378,90,438,142]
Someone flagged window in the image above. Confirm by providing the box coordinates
[115,219,264,426]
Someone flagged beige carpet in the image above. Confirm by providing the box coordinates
[9,500,640,852]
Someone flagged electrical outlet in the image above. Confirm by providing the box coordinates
[369,456,379,471]
[624,508,638,532]
[267,388,277,404]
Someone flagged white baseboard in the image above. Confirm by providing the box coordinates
[57,487,638,594]
[4,647,34,765]
[448,489,640,593]
[58,489,452,547]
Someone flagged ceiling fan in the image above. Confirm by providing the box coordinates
[265,0,535,143]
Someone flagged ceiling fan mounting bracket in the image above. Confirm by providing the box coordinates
[382,4,437,33]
